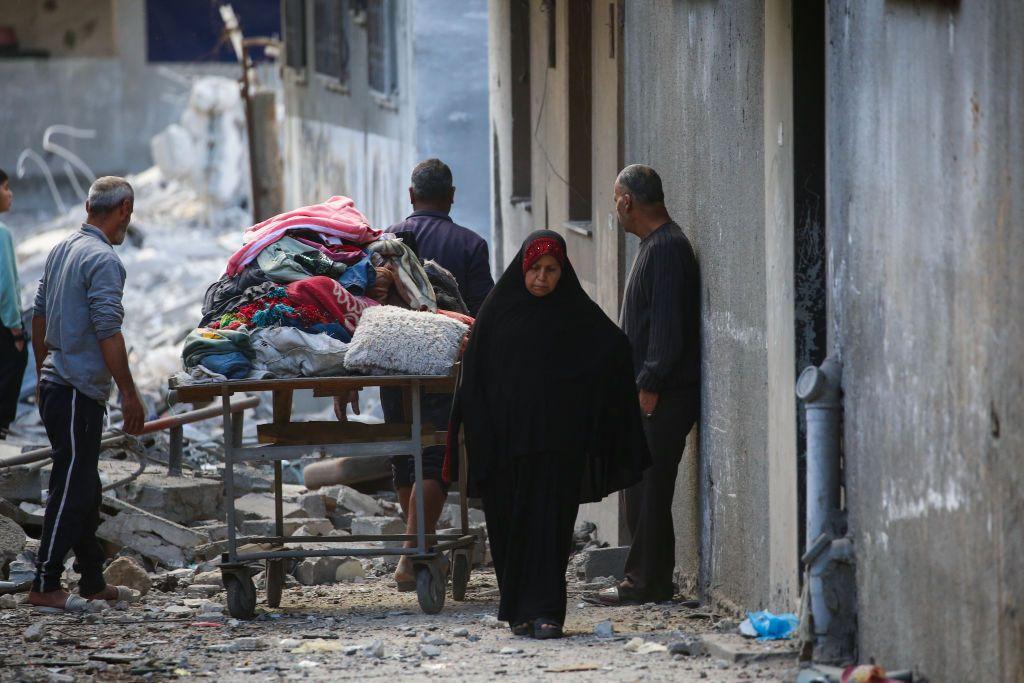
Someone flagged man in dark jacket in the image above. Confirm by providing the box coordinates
[601,164,700,604]
[336,159,493,590]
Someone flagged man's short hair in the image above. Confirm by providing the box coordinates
[410,158,453,203]
[87,176,134,214]
[617,164,665,206]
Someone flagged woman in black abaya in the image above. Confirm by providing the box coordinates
[444,231,650,639]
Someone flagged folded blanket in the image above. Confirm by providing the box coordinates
[181,328,254,374]
[367,239,437,312]
[226,196,381,275]
[344,305,467,376]
[286,276,378,333]
[252,327,350,377]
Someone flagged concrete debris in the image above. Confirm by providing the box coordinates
[297,492,327,519]
[103,556,152,596]
[363,639,385,658]
[97,500,209,568]
[335,558,365,582]
[234,492,301,520]
[124,474,223,525]
[421,644,442,657]
[322,485,385,518]
[594,620,615,638]
[23,621,45,642]
[580,545,629,582]
[438,503,486,529]
[0,467,42,503]
[0,513,27,566]
[350,515,405,540]
[669,636,702,656]
[241,517,333,538]
[295,556,363,586]
[0,593,19,608]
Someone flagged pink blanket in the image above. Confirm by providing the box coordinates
[226,197,381,275]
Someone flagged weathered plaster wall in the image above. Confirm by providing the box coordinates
[283,1,489,235]
[624,1,775,611]
[827,2,1024,678]
[486,0,543,269]
[0,1,237,213]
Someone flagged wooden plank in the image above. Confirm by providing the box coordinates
[173,373,457,403]
[272,389,293,425]
[257,421,444,445]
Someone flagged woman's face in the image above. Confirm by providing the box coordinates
[524,254,562,297]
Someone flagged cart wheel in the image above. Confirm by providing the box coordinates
[265,559,284,608]
[224,571,257,620]
[451,551,470,601]
[416,564,446,615]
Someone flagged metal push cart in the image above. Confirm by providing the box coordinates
[170,370,476,619]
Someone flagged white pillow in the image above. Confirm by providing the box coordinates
[344,306,467,376]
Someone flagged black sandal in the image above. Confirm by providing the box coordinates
[532,618,563,639]
[511,621,531,636]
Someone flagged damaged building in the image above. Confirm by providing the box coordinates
[488,0,1022,679]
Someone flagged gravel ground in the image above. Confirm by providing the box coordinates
[0,567,799,682]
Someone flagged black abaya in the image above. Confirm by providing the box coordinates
[445,231,650,628]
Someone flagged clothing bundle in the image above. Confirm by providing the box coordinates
[183,196,470,381]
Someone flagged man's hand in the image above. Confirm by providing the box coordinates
[458,332,470,359]
[333,390,360,422]
[9,328,24,353]
[639,389,659,418]
[121,390,145,435]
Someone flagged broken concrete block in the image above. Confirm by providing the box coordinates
[350,516,405,536]
[439,503,486,529]
[293,519,334,537]
[335,558,364,582]
[234,492,300,521]
[436,526,488,566]
[0,513,27,566]
[240,517,333,538]
[96,498,210,568]
[328,510,354,531]
[321,485,384,518]
[297,492,326,519]
[294,556,353,586]
[224,465,273,495]
[0,467,42,503]
[191,522,229,542]
[581,545,629,582]
[126,474,222,524]
[103,556,151,596]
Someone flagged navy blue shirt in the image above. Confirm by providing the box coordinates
[387,210,493,316]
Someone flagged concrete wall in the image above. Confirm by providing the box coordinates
[624,1,800,612]
[283,1,490,235]
[0,1,238,214]
[827,1,1024,679]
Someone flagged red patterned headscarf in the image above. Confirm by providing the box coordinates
[522,236,566,273]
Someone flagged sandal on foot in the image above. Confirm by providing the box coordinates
[532,618,563,639]
[33,594,101,613]
[510,621,531,636]
[591,580,644,606]
[83,586,137,604]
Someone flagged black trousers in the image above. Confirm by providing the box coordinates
[32,381,108,595]
[622,386,698,600]
[0,327,28,430]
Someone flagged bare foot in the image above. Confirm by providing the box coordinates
[394,557,415,584]
[80,585,119,601]
[28,589,71,609]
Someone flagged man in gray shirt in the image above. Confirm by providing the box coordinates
[28,176,145,611]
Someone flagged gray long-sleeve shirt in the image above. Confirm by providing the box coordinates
[33,224,126,403]
[620,221,700,393]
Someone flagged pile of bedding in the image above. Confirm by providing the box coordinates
[180,196,471,381]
